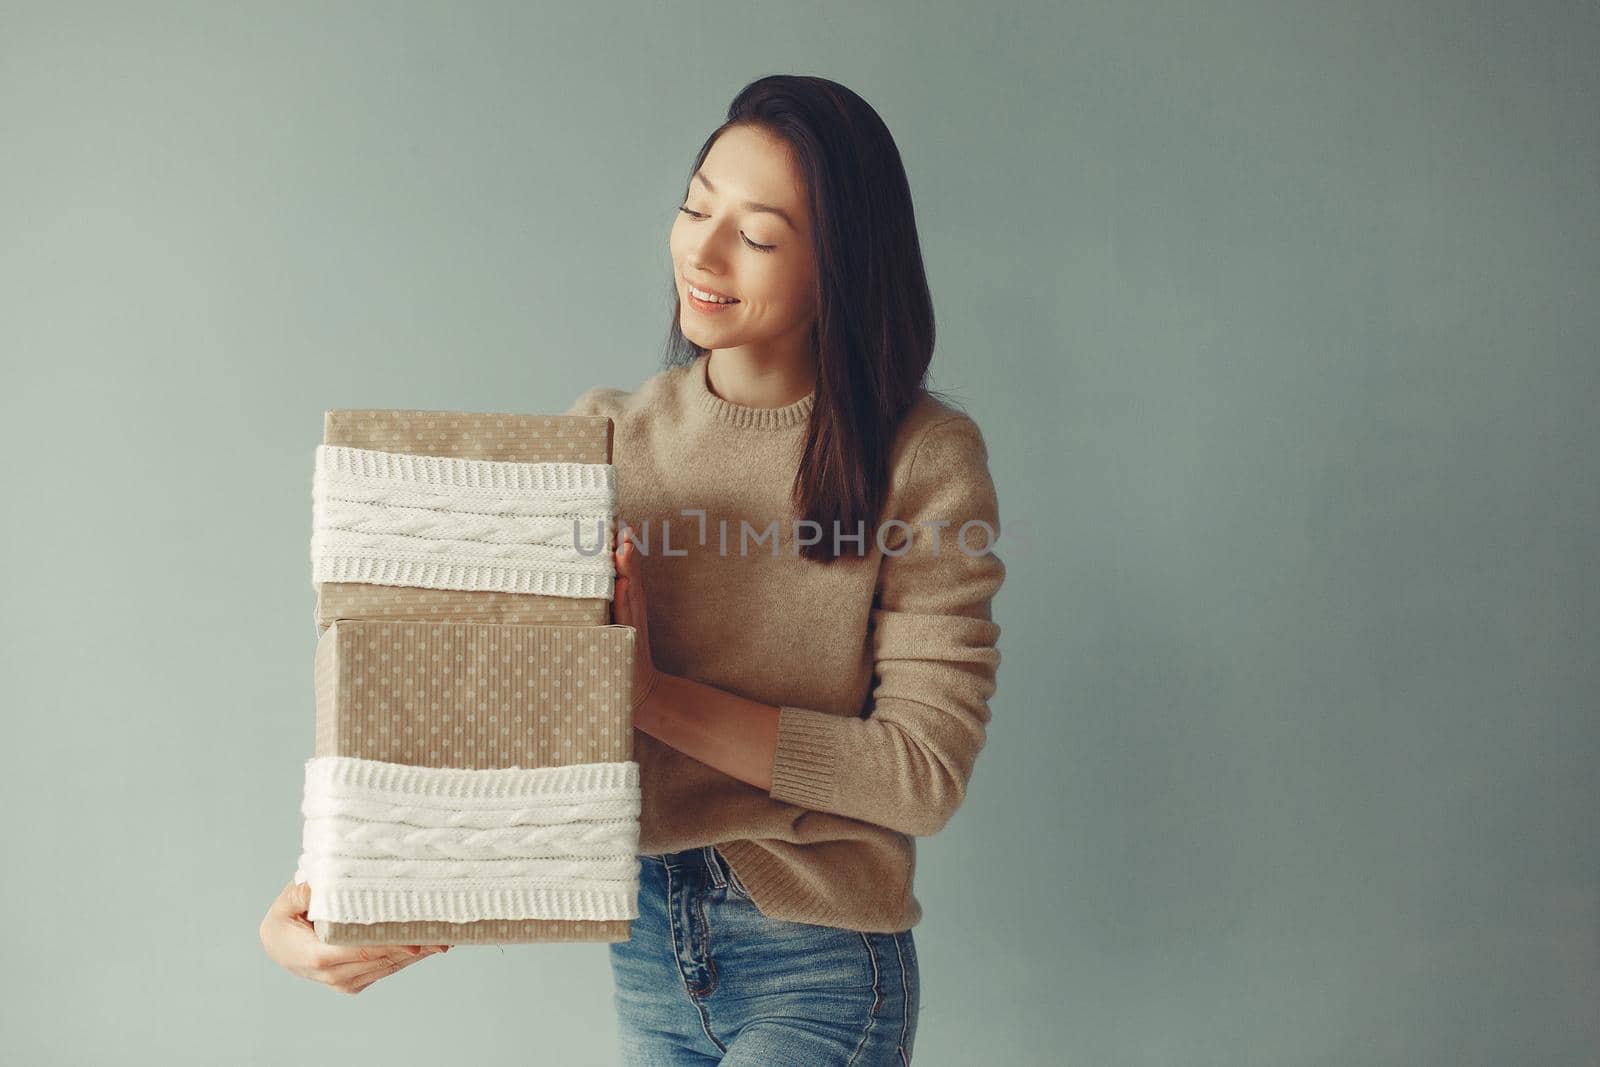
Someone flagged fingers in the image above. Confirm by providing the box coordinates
[331,949,443,994]
[274,880,312,919]
[328,954,412,996]
[611,522,632,627]
[611,573,630,626]
[264,876,455,995]
[315,944,450,996]
[613,530,641,625]
[316,942,443,969]
[615,522,642,575]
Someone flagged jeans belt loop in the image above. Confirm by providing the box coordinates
[702,845,728,888]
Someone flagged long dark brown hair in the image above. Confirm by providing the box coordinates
[663,74,958,563]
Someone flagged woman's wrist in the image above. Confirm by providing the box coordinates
[624,671,781,791]
[631,669,671,733]
[630,671,662,713]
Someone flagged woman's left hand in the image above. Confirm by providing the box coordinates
[613,519,665,715]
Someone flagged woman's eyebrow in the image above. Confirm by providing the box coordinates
[692,171,797,232]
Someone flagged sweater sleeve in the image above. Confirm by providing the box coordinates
[767,415,1007,837]
[563,385,626,419]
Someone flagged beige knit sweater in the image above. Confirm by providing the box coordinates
[566,353,1005,933]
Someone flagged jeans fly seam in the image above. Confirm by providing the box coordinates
[692,891,720,998]
[845,933,884,1067]
[660,864,707,1000]
[690,872,726,1053]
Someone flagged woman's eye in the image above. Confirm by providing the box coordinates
[676,205,776,253]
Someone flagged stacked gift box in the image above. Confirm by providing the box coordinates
[293,409,640,947]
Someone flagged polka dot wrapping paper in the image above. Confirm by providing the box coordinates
[306,619,639,945]
[302,409,639,946]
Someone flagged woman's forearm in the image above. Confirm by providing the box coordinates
[633,673,781,792]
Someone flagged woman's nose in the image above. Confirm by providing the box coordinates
[685,221,737,270]
[686,244,727,275]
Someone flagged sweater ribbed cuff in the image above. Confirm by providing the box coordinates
[769,706,851,809]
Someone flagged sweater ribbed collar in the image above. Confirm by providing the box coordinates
[687,353,816,430]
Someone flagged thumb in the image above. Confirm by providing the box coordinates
[285,879,311,914]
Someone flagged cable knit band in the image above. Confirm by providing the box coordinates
[310,445,617,599]
[294,755,642,924]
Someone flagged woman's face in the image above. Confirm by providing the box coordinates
[670,124,818,359]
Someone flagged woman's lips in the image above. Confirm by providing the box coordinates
[686,287,740,314]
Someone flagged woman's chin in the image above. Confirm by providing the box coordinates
[680,321,727,350]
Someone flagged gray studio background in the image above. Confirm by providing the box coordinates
[3,2,1596,1064]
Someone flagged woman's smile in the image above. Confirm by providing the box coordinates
[685,280,742,313]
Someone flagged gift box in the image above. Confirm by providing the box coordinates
[297,619,639,945]
[313,409,615,633]
[295,407,641,947]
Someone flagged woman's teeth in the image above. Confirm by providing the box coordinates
[689,284,738,304]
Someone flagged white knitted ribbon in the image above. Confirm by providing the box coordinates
[310,445,616,599]
[294,756,642,924]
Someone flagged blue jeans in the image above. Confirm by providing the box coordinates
[609,846,920,1065]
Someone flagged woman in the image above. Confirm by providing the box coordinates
[581,73,1005,1066]
[261,75,1005,1065]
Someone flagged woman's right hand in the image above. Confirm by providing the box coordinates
[258,878,450,995]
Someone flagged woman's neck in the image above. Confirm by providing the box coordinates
[704,348,817,409]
